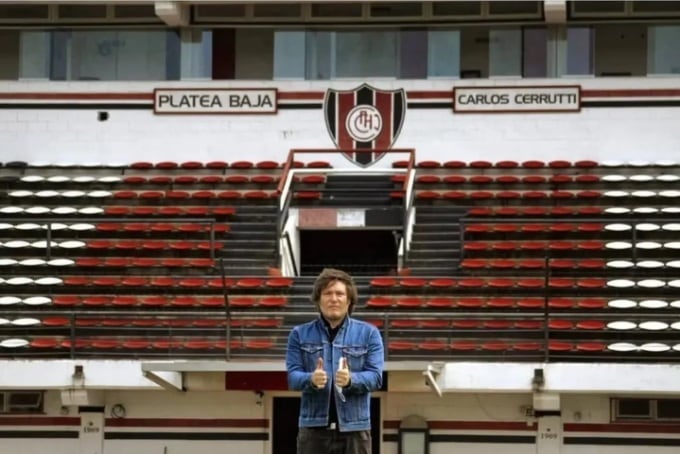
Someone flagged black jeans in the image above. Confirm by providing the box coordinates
[297,427,371,454]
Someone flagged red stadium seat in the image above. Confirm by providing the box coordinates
[259,296,287,307]
[366,297,393,308]
[495,160,519,168]
[443,160,466,168]
[419,340,448,351]
[426,297,455,308]
[306,160,331,168]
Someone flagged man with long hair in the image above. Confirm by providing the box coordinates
[286,268,384,454]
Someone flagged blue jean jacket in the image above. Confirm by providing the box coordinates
[286,316,384,432]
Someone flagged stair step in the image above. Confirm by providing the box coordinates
[219,248,276,259]
[415,213,464,223]
[219,258,275,267]
[223,240,276,249]
[325,175,395,190]
[410,240,460,248]
[226,231,276,240]
[407,258,459,268]
[410,233,461,242]
[406,266,460,276]
[408,249,459,260]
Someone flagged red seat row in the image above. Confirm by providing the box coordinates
[129,160,330,170]
[122,174,279,185]
[104,205,236,216]
[75,257,215,268]
[32,337,274,350]
[392,160,599,169]
[113,190,276,200]
[365,296,607,309]
[60,276,293,289]
[369,277,607,289]
[388,340,607,352]
[41,317,283,328]
[52,295,288,307]
[95,222,230,233]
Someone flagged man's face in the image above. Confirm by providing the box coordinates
[319,280,350,327]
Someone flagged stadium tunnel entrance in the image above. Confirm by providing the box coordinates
[299,229,399,276]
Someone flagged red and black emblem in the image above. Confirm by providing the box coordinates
[324,84,406,167]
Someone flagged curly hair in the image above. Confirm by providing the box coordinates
[311,268,358,314]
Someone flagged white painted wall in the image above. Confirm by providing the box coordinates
[1,78,679,165]
[2,388,679,454]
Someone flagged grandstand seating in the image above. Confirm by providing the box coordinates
[1,159,679,362]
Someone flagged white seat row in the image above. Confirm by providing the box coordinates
[0,277,63,286]
[0,296,51,306]
[22,162,127,168]
[607,279,680,288]
[608,299,680,309]
[0,338,30,348]
[0,206,104,215]
[607,260,680,269]
[604,206,680,214]
[0,258,75,267]
[20,175,122,183]
[605,241,680,249]
[0,223,95,231]
[608,342,680,352]
[0,317,41,326]
[600,160,678,167]
[603,190,680,198]
[9,190,112,198]
[601,174,680,182]
[0,240,85,249]
[607,321,680,330]
[605,223,680,231]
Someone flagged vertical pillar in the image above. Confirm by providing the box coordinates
[536,415,562,454]
[79,410,104,454]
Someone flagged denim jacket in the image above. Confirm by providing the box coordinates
[286,316,384,432]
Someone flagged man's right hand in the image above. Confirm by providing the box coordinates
[311,357,327,389]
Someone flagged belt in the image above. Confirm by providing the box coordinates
[310,422,337,431]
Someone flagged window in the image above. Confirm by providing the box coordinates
[283,30,402,80]
[523,28,548,77]
[648,25,680,74]
[49,30,180,81]
[336,31,397,78]
[613,398,680,421]
[274,31,306,79]
[427,30,460,78]
[274,26,545,80]
[0,391,44,414]
[489,29,522,77]
[566,27,593,75]
[615,398,651,419]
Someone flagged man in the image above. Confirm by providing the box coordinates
[286,268,384,454]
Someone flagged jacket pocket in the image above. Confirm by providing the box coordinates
[343,345,368,371]
[301,343,324,371]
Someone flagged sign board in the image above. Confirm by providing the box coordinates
[453,86,580,113]
[154,88,277,114]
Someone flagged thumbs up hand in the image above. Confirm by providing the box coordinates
[335,357,351,388]
[311,357,327,389]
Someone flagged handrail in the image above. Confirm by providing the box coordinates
[400,161,417,267]
[219,258,232,360]
[275,148,416,273]
[282,231,299,277]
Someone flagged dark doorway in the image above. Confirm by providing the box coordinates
[272,397,381,454]
[300,229,398,276]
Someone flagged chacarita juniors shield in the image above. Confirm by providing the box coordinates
[324,84,406,167]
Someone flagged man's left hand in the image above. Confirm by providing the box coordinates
[335,357,351,388]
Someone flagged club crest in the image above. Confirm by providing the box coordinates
[324,84,406,167]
